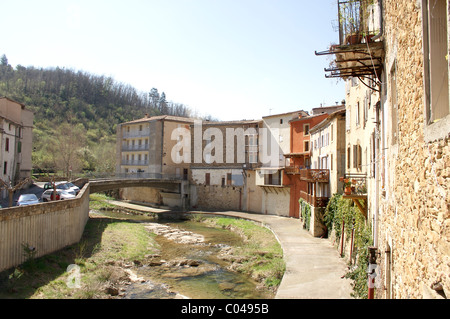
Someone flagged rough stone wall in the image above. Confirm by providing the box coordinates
[192,184,244,211]
[378,0,450,299]
[120,187,162,206]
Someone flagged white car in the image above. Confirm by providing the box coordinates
[63,182,80,195]
[17,194,40,206]
[41,189,76,202]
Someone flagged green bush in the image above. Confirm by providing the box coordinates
[298,198,311,231]
[323,193,373,299]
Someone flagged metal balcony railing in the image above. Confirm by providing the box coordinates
[121,160,149,166]
[343,173,367,195]
[122,145,150,152]
[300,191,329,208]
[337,0,374,45]
[299,169,330,182]
[122,129,150,138]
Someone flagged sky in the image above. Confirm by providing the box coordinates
[0,0,345,121]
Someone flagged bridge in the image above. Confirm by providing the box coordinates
[88,177,184,194]
[81,173,190,211]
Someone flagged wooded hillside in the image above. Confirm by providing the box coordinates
[0,54,197,176]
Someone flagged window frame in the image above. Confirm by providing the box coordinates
[422,0,450,142]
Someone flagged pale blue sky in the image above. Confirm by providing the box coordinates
[1,0,344,121]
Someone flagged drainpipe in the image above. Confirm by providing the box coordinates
[368,247,378,299]
[371,0,384,42]
[340,221,345,257]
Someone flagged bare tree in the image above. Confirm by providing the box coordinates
[47,123,86,178]
[0,177,33,207]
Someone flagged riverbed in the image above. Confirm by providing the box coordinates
[90,208,272,299]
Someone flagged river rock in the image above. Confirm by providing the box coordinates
[144,223,205,245]
[219,282,236,291]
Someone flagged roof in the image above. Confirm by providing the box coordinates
[309,109,346,133]
[197,119,261,126]
[262,110,309,119]
[121,114,196,125]
[0,96,26,108]
[289,112,329,123]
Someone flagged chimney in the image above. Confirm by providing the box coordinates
[145,113,149,118]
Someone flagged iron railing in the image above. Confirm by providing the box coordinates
[337,0,375,45]
[300,191,329,208]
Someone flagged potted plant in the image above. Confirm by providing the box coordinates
[339,0,372,45]
[340,177,353,195]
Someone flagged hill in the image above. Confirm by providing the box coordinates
[0,54,194,175]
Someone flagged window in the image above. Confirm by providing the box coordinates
[346,108,351,131]
[356,102,360,126]
[353,145,362,170]
[205,173,210,185]
[304,141,310,152]
[264,171,281,185]
[247,134,258,163]
[390,61,399,145]
[423,0,449,124]
[3,161,6,175]
[5,138,9,152]
[227,173,232,185]
[139,125,143,131]
[347,147,351,169]
[304,124,310,136]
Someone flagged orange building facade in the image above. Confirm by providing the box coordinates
[284,113,329,218]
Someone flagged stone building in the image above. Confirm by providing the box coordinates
[317,0,449,299]
[376,0,449,299]
[0,97,34,198]
[188,119,261,211]
[115,114,194,208]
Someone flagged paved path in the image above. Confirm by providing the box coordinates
[103,201,354,299]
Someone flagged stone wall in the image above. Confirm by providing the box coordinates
[190,184,244,211]
[377,0,449,299]
[0,183,90,272]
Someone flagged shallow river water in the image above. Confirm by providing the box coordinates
[92,209,271,299]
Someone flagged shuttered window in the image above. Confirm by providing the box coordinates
[423,0,450,123]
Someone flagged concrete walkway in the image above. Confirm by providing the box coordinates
[102,201,354,299]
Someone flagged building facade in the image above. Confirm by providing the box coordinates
[284,113,329,220]
[0,97,34,198]
[317,0,449,299]
[116,114,194,208]
[376,0,449,299]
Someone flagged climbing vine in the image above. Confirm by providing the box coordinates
[298,198,311,231]
[323,193,373,299]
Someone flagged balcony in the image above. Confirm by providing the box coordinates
[342,173,368,218]
[299,169,329,182]
[315,0,384,85]
[122,145,150,152]
[300,191,329,208]
[121,160,149,166]
[122,129,150,138]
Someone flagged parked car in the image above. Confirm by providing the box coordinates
[43,182,77,196]
[41,189,76,202]
[17,194,40,206]
[61,181,80,195]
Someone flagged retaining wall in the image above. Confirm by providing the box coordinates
[0,183,90,272]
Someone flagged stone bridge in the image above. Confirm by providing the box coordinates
[84,175,190,211]
[88,177,183,194]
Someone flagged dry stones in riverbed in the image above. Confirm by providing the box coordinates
[144,223,205,245]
